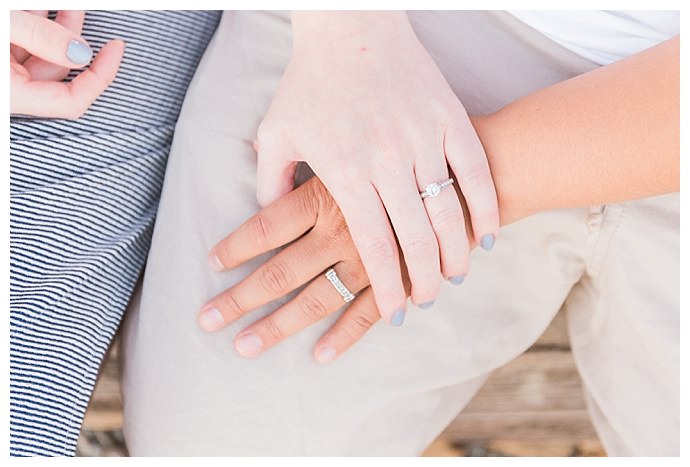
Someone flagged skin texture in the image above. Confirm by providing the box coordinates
[10,10,124,119]
[199,35,679,364]
[476,35,679,224]
[251,11,499,325]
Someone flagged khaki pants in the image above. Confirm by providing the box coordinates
[120,11,679,456]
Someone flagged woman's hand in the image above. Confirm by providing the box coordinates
[10,10,124,118]
[200,177,413,363]
[253,12,498,325]
[199,33,680,364]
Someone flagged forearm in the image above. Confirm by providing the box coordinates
[474,36,679,226]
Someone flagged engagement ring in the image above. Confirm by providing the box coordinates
[420,178,454,199]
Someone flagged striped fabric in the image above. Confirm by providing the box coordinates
[10,11,221,456]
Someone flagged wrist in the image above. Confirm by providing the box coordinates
[470,114,537,227]
[291,11,413,50]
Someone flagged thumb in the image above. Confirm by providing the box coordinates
[10,10,93,68]
[256,145,298,208]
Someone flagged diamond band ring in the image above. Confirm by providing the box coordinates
[420,178,454,199]
[325,268,355,303]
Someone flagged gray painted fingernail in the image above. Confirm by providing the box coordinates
[390,309,405,326]
[449,275,465,285]
[419,301,435,310]
[66,39,93,65]
[481,234,495,251]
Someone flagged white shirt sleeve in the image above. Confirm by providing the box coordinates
[507,10,679,65]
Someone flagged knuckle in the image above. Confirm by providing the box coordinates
[62,89,91,119]
[28,18,48,50]
[218,292,244,320]
[461,163,492,189]
[262,317,284,341]
[336,167,366,192]
[308,178,335,213]
[299,295,328,321]
[362,237,397,266]
[65,104,87,120]
[298,181,321,214]
[256,119,280,147]
[368,123,401,157]
[402,232,437,261]
[352,311,376,330]
[471,209,499,227]
[433,205,464,231]
[324,216,351,245]
[342,311,376,339]
[299,193,320,220]
[339,265,367,289]
[249,214,272,246]
[259,260,292,293]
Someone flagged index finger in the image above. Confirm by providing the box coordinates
[209,179,319,271]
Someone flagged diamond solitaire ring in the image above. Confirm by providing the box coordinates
[325,268,355,303]
[420,178,455,199]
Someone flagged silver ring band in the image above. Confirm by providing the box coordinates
[325,268,355,303]
[420,178,455,199]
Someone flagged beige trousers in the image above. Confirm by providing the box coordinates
[120,11,679,456]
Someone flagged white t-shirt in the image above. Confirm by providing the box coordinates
[507,10,679,65]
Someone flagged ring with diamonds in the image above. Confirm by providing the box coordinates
[420,178,455,199]
[325,268,355,303]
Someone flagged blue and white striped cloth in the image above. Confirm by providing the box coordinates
[10,11,221,456]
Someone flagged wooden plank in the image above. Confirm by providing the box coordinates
[486,439,604,457]
[445,410,598,441]
[441,347,599,441]
[82,409,123,432]
[461,350,587,413]
[422,438,466,457]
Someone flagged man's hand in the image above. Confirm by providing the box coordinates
[198,175,474,364]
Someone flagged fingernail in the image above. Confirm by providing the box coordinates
[66,39,93,65]
[449,275,465,285]
[198,307,224,332]
[208,252,224,272]
[390,308,405,327]
[236,332,263,357]
[316,346,337,364]
[419,301,435,310]
[480,234,495,251]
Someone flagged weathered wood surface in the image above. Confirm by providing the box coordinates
[81,310,605,456]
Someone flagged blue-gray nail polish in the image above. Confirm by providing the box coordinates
[390,309,405,326]
[66,39,93,65]
[449,275,465,285]
[480,234,495,251]
[419,301,435,310]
